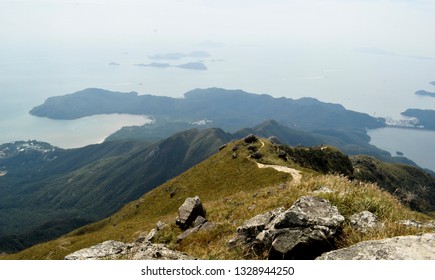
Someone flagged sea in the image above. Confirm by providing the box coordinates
[1,44,435,170]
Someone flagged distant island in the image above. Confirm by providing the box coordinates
[430,81,435,86]
[134,62,207,70]
[134,62,171,68]
[415,90,435,98]
[401,108,435,130]
[28,88,385,133]
[176,62,207,70]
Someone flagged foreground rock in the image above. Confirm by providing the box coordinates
[176,196,206,230]
[349,211,381,232]
[64,240,130,260]
[230,196,345,259]
[316,233,435,260]
[397,220,435,229]
[65,241,193,260]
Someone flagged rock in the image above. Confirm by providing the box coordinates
[176,196,206,230]
[65,240,194,260]
[199,221,216,231]
[266,196,344,259]
[65,240,131,260]
[169,189,177,198]
[156,221,167,231]
[244,134,258,144]
[177,226,201,243]
[398,220,435,229]
[247,145,257,152]
[349,211,381,232]
[229,208,284,249]
[247,204,257,211]
[250,152,262,159]
[193,216,207,228]
[270,196,344,230]
[218,144,227,151]
[230,196,345,259]
[232,152,238,159]
[277,151,287,160]
[237,207,284,238]
[145,228,157,243]
[311,186,335,194]
[316,233,435,260]
[133,243,194,260]
[177,218,215,243]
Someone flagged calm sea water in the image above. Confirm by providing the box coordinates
[1,44,434,169]
[368,127,435,172]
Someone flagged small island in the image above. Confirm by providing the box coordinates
[415,90,435,98]
[134,62,171,68]
[430,81,435,86]
[176,62,207,70]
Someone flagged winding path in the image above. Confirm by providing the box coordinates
[252,140,302,184]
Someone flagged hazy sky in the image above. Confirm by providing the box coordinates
[1,0,434,56]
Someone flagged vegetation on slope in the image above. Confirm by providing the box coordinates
[4,138,432,260]
[0,128,231,253]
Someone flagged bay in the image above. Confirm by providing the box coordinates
[368,127,435,172]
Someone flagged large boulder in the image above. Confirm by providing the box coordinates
[65,240,194,260]
[65,240,131,260]
[316,233,435,260]
[266,196,344,259]
[244,134,258,144]
[176,196,206,230]
[230,196,345,259]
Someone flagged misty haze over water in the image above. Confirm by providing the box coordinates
[1,0,435,169]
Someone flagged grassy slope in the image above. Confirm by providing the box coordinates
[3,139,432,260]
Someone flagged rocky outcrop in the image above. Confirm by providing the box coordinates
[349,211,381,232]
[316,233,435,260]
[131,243,194,260]
[397,220,435,229]
[230,196,344,259]
[176,196,206,230]
[65,241,194,260]
[64,240,130,260]
[244,134,258,144]
[176,213,215,243]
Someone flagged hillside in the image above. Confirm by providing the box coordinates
[3,136,433,260]
[352,156,435,212]
[0,120,429,254]
[0,128,232,253]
